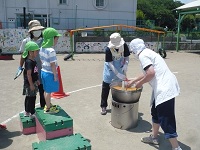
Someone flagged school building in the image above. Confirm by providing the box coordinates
[0,0,137,30]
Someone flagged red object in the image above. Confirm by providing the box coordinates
[0,54,14,60]
[51,66,70,99]
[0,124,7,130]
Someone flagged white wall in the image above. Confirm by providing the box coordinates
[0,29,161,54]
[0,0,137,29]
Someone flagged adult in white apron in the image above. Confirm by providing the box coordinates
[100,33,130,115]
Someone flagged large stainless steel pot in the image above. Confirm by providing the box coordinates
[110,81,142,103]
[111,100,139,129]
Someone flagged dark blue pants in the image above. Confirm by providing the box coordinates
[100,81,110,108]
[38,84,46,108]
[151,98,178,139]
[25,96,36,115]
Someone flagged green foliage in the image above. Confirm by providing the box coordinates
[136,10,145,20]
[104,30,112,37]
[181,14,196,31]
[137,0,183,30]
[137,0,154,19]
[145,20,154,29]
[136,20,155,29]
[93,30,130,37]
[154,26,164,31]
[187,32,200,40]
[120,31,130,37]
[165,31,175,38]
[93,29,104,36]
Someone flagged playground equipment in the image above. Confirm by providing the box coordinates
[158,47,167,58]
[64,24,167,61]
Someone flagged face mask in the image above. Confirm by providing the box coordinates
[32,30,42,38]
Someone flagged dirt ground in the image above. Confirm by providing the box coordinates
[0,51,199,150]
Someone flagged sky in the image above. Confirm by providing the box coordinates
[179,0,197,4]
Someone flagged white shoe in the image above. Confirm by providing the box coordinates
[29,114,35,119]
[141,134,159,145]
[172,146,182,150]
[24,111,30,117]
[101,107,107,115]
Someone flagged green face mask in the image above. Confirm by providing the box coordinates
[22,41,39,58]
[42,27,62,48]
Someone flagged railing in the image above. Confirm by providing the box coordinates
[67,24,165,59]
[0,18,155,30]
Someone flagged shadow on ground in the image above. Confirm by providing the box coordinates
[0,129,21,149]
[186,50,200,55]
[127,113,191,150]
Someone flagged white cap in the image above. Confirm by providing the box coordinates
[107,33,125,48]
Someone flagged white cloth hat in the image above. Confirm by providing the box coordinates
[107,33,125,48]
[28,20,45,32]
[129,38,146,55]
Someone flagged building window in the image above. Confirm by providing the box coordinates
[59,0,67,5]
[96,0,104,7]
[16,14,49,28]
[93,0,107,9]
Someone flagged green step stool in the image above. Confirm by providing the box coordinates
[32,133,91,150]
[35,105,73,141]
[19,113,36,135]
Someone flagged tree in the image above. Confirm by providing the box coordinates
[181,14,196,31]
[137,0,183,30]
[136,10,145,20]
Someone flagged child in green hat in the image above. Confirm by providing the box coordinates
[39,27,61,114]
[22,41,40,118]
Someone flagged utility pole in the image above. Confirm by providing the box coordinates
[23,7,26,29]
[75,4,78,29]
[46,0,49,27]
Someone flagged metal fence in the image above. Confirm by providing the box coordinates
[1,17,199,43]
[165,31,200,43]
[0,18,155,30]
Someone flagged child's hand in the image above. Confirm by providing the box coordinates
[14,67,24,80]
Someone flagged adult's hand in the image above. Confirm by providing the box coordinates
[116,73,126,80]
[135,81,143,89]
[122,64,128,73]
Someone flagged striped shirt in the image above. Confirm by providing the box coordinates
[39,47,58,73]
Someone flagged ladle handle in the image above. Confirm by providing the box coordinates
[122,81,125,90]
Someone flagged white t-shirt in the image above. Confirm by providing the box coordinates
[19,37,31,53]
[19,37,43,52]
[139,48,180,107]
